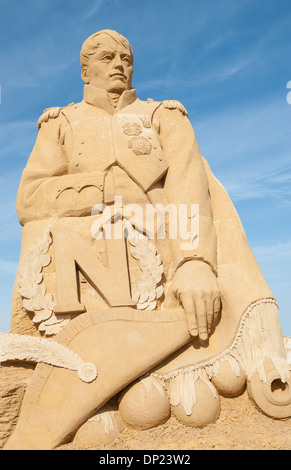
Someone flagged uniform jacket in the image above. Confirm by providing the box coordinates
[16,85,217,275]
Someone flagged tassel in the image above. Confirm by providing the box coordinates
[153,299,290,413]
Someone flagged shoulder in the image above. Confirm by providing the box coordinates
[159,100,188,117]
[134,98,188,118]
[151,99,189,132]
[37,102,76,130]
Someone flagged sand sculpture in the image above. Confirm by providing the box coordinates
[1,30,290,450]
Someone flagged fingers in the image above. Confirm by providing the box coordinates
[179,292,198,337]
[180,292,209,341]
[205,295,221,334]
[213,296,221,325]
[180,293,221,341]
[193,295,208,341]
[205,296,214,334]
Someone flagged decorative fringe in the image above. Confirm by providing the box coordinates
[139,376,166,396]
[151,298,290,415]
[88,410,115,435]
[166,371,219,416]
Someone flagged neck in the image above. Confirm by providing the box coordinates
[83,85,137,114]
[107,91,123,108]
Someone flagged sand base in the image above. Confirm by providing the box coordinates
[58,391,291,451]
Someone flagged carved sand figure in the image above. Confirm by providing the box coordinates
[1,30,290,450]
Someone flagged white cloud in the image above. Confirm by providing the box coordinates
[0,259,18,275]
[82,0,106,20]
[253,241,291,261]
[211,57,254,81]
[137,53,255,94]
[36,56,77,79]
[0,120,36,159]
[194,97,289,159]
[220,162,291,203]
[192,95,291,204]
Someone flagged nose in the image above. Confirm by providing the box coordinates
[112,55,124,71]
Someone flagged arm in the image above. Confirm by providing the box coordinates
[17,112,103,225]
[153,104,221,340]
[154,104,217,271]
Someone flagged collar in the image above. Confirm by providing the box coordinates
[83,85,137,114]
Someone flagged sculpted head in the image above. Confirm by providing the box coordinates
[80,30,134,94]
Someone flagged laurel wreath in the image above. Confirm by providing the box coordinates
[18,226,164,336]
[17,228,70,336]
[128,232,164,310]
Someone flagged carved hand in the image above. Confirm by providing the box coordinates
[165,260,221,341]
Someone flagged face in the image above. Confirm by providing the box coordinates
[82,35,133,93]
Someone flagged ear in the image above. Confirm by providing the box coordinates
[81,67,90,84]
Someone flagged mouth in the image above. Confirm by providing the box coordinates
[110,73,126,80]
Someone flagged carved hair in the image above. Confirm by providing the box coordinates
[80,29,134,72]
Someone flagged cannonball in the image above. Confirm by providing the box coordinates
[171,378,220,427]
[212,360,246,397]
[118,378,171,430]
[74,409,124,447]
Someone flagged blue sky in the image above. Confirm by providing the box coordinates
[0,0,290,334]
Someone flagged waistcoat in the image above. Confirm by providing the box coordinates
[61,88,168,194]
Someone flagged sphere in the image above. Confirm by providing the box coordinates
[118,377,171,430]
[171,378,220,427]
[74,409,124,447]
[212,360,246,397]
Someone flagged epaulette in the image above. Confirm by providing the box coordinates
[161,100,188,117]
[37,102,75,130]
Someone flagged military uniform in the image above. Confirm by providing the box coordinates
[17,85,217,276]
[7,86,284,451]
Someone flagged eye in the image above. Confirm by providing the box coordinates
[122,56,132,65]
[101,54,113,62]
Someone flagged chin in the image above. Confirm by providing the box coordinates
[109,77,131,91]
[108,85,130,94]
